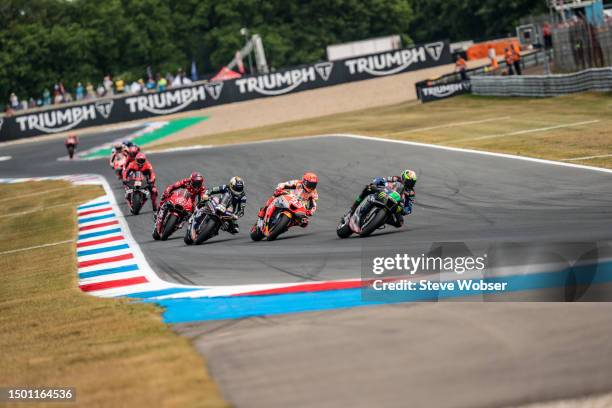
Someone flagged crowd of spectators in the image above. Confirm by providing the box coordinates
[4,68,195,116]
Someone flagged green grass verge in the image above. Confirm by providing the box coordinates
[0,181,226,407]
[151,92,612,168]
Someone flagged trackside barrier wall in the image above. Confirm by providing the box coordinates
[470,67,612,97]
[0,40,452,142]
[415,51,546,103]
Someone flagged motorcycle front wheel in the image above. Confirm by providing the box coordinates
[161,214,179,241]
[359,209,387,237]
[195,217,218,245]
[267,213,291,241]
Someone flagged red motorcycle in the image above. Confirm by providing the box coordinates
[124,171,149,215]
[250,192,309,241]
[153,188,193,241]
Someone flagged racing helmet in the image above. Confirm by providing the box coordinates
[372,177,386,187]
[128,145,139,159]
[401,169,417,189]
[135,152,147,167]
[228,176,244,196]
[189,172,204,190]
[302,172,318,192]
[113,142,122,150]
[122,140,133,148]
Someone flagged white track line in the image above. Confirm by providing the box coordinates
[336,134,612,175]
[452,120,600,142]
[563,153,612,161]
[0,156,11,161]
[386,116,512,136]
[0,202,77,218]
[1,240,73,255]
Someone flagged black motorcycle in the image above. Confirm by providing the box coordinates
[184,192,238,245]
[337,187,402,238]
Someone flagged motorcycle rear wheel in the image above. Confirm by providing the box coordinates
[359,209,387,237]
[131,193,143,215]
[195,217,218,245]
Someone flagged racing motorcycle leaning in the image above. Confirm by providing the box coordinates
[123,171,149,215]
[250,191,309,241]
[337,187,402,238]
[185,192,238,245]
[153,188,193,241]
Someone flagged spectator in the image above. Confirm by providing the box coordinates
[96,84,106,97]
[172,70,193,87]
[165,72,174,87]
[21,100,28,110]
[85,82,95,99]
[28,97,36,108]
[9,92,19,109]
[75,82,85,100]
[36,98,43,107]
[64,92,73,103]
[543,23,553,50]
[115,77,125,93]
[156,73,167,91]
[129,79,141,94]
[455,55,468,80]
[42,88,51,105]
[54,91,63,104]
[511,43,522,75]
[103,75,113,95]
[146,77,156,91]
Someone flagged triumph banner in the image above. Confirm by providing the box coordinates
[0,40,452,142]
[417,79,472,103]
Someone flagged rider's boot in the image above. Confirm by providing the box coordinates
[227,221,239,234]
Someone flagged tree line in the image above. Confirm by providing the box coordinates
[0,0,546,102]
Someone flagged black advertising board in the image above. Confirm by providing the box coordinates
[0,40,452,142]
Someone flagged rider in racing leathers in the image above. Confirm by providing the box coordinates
[158,172,207,220]
[65,134,79,159]
[349,169,417,227]
[110,142,123,166]
[256,172,318,228]
[122,152,159,211]
[198,176,246,234]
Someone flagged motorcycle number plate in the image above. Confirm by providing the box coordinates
[135,181,142,187]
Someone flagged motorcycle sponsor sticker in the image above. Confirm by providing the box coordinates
[124,85,209,115]
[14,101,113,133]
[235,64,333,96]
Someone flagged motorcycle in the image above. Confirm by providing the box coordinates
[124,171,149,215]
[111,154,126,179]
[66,143,76,159]
[250,191,309,241]
[152,188,193,241]
[337,187,402,238]
[184,192,238,245]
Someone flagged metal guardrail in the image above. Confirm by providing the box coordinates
[471,67,612,96]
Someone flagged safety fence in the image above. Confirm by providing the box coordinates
[0,40,452,142]
[552,18,612,72]
[470,67,612,97]
[415,51,546,102]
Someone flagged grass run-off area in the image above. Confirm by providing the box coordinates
[153,92,612,169]
[0,181,225,407]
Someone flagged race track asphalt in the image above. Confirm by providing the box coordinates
[2,131,612,407]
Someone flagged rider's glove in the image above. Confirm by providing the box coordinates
[231,214,239,220]
[305,209,313,217]
[201,193,209,201]
[273,188,284,197]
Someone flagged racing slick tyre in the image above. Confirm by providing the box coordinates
[267,213,291,241]
[195,217,218,245]
[336,217,352,239]
[184,228,194,245]
[161,214,179,241]
[250,224,264,241]
[67,145,75,159]
[359,209,387,237]
[130,193,143,215]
